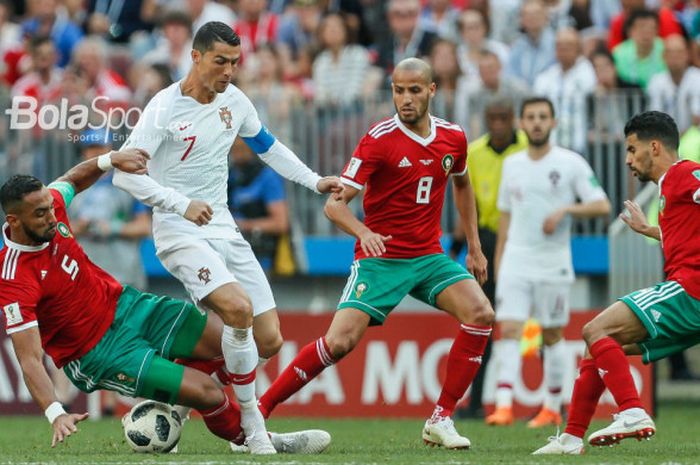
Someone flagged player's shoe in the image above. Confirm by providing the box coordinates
[485,406,514,426]
[231,430,332,454]
[587,408,655,446]
[532,433,584,455]
[422,416,471,449]
[527,407,562,428]
[239,399,276,455]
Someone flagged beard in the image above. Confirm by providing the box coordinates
[396,103,428,125]
[23,223,55,243]
[526,128,551,147]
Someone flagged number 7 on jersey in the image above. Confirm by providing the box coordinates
[181,136,197,161]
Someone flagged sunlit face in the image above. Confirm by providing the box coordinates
[520,102,555,147]
[6,188,57,244]
[624,133,655,182]
[391,68,435,125]
[555,31,579,69]
[194,41,241,93]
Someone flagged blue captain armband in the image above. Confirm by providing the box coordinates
[242,126,277,154]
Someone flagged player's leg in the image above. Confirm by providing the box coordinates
[259,257,409,417]
[486,275,531,425]
[528,282,570,428]
[411,254,494,449]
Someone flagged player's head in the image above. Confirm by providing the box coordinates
[191,21,241,93]
[520,97,556,148]
[0,175,57,244]
[391,58,435,126]
[623,111,679,182]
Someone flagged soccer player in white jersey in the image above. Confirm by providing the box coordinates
[486,97,611,427]
[112,22,343,453]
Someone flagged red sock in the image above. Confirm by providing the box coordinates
[198,393,243,443]
[589,337,643,411]
[435,324,492,418]
[258,337,335,418]
[565,358,606,438]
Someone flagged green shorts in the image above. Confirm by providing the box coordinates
[64,286,207,403]
[338,253,473,325]
[620,280,700,364]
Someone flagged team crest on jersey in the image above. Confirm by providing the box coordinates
[659,195,666,214]
[116,373,135,384]
[549,170,561,187]
[219,106,233,129]
[197,267,212,284]
[441,154,454,175]
[355,282,368,298]
[57,222,72,238]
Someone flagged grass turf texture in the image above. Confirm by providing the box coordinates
[0,401,695,465]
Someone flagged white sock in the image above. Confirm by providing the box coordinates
[543,339,566,412]
[221,326,258,403]
[494,339,520,408]
[258,356,269,367]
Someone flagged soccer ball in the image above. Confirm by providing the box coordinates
[122,400,182,453]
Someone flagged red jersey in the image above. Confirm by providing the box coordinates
[0,188,123,367]
[340,115,467,259]
[658,160,700,300]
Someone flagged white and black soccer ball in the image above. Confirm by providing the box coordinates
[122,400,182,453]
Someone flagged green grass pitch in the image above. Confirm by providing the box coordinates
[0,401,697,465]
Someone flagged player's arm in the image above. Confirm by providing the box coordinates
[619,199,661,240]
[9,328,88,447]
[494,211,510,279]
[52,148,150,199]
[323,185,392,257]
[453,173,487,284]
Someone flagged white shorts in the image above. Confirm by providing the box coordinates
[495,274,570,328]
[156,237,276,317]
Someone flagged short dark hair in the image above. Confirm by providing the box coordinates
[193,21,240,53]
[160,10,193,34]
[0,175,44,214]
[29,35,52,51]
[624,9,658,35]
[624,111,679,151]
[520,96,556,118]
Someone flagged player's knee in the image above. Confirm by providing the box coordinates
[191,379,225,411]
[325,333,358,360]
[542,329,562,346]
[582,320,603,346]
[469,297,495,326]
[257,331,283,359]
[217,297,253,327]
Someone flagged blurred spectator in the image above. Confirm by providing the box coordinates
[534,27,596,153]
[312,12,379,105]
[187,0,237,34]
[326,0,374,47]
[545,0,576,29]
[608,0,683,50]
[10,35,62,102]
[70,128,151,290]
[141,10,193,81]
[590,0,622,32]
[21,0,83,67]
[0,1,21,56]
[455,9,509,78]
[428,39,462,119]
[647,34,700,133]
[506,0,557,87]
[71,36,132,106]
[235,0,279,58]
[488,0,522,45]
[613,9,667,89]
[376,0,437,76]
[85,0,153,43]
[237,44,301,141]
[419,0,461,41]
[456,50,529,137]
[277,0,322,64]
[132,62,173,108]
[228,138,290,274]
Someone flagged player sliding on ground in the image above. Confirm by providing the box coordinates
[534,111,697,454]
[257,57,495,450]
[0,152,329,453]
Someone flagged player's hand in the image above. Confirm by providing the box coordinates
[620,200,651,234]
[111,148,150,175]
[467,247,488,285]
[359,230,392,257]
[184,200,213,226]
[543,208,567,235]
[317,177,344,197]
[51,412,88,447]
